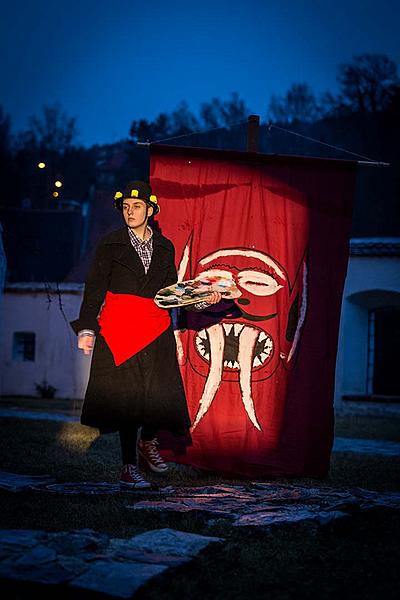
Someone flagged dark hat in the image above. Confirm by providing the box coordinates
[113,180,160,214]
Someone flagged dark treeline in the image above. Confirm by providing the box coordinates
[0,53,399,281]
[131,54,400,140]
[0,53,399,211]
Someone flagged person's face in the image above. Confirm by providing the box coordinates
[122,198,153,228]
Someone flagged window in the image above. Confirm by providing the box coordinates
[13,332,35,362]
[367,307,400,396]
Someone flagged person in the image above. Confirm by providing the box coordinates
[71,180,221,489]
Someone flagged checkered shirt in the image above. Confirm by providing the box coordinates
[127,226,153,273]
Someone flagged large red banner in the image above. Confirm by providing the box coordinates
[151,145,356,478]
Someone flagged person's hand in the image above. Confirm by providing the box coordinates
[78,335,95,355]
[206,291,223,305]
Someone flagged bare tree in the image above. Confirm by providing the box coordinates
[152,112,172,140]
[28,104,78,153]
[0,106,12,157]
[268,83,321,124]
[337,54,399,114]
[200,93,249,128]
[220,92,249,125]
[129,118,155,142]
[200,97,224,128]
[130,104,198,142]
[170,101,199,136]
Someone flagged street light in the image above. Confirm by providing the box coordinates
[54,180,63,188]
[37,162,46,169]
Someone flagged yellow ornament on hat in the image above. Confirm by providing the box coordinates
[130,189,139,198]
[114,191,123,200]
[149,194,158,204]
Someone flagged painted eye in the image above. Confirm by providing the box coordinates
[196,269,234,280]
[238,270,283,296]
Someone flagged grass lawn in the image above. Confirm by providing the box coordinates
[0,398,399,599]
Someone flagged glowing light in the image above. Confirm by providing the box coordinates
[55,180,63,188]
[57,421,99,455]
[38,162,46,169]
[53,191,59,198]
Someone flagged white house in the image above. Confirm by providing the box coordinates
[0,283,90,399]
[334,238,400,409]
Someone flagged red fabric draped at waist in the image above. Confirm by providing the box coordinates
[98,291,171,366]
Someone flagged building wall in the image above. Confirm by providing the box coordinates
[334,250,400,407]
[0,285,90,399]
[0,223,6,292]
[0,224,6,342]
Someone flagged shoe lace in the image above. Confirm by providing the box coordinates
[123,464,146,482]
[142,439,165,464]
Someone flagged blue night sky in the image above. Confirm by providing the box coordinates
[1,0,399,147]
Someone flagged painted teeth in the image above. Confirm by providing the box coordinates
[234,323,244,336]
[223,360,239,368]
[224,323,233,335]
[252,332,273,367]
[195,324,274,369]
[222,323,245,337]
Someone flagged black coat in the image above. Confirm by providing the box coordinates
[70,226,191,434]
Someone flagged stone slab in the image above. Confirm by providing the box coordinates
[130,527,223,557]
[0,472,56,492]
[0,527,224,597]
[70,560,168,598]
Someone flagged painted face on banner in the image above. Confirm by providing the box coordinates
[179,247,307,431]
[172,184,309,434]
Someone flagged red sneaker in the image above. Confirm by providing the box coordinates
[119,464,151,489]
[138,438,169,473]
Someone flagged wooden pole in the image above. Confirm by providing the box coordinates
[246,114,260,152]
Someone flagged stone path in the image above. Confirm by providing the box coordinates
[335,400,400,418]
[1,471,400,596]
[0,408,80,422]
[1,471,399,528]
[0,471,172,495]
[128,482,400,527]
[0,527,223,597]
[1,407,400,456]
[333,436,400,456]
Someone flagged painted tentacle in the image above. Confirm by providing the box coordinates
[237,326,262,431]
[191,323,225,430]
